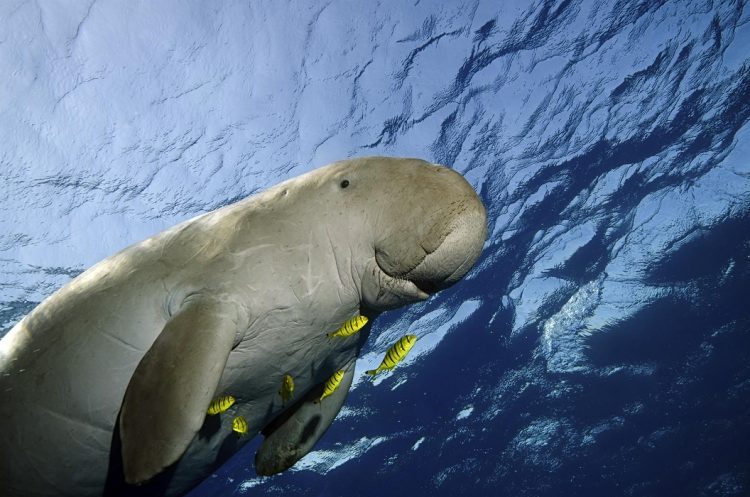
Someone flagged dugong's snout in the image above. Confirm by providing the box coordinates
[404,166,487,292]
[361,159,487,310]
[406,195,487,292]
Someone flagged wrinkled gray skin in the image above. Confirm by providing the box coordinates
[0,157,487,497]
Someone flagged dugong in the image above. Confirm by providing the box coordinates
[0,156,487,496]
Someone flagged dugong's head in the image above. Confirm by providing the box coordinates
[316,156,487,311]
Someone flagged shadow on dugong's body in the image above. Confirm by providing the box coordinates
[0,156,487,496]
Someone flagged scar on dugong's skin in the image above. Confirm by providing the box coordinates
[0,156,487,497]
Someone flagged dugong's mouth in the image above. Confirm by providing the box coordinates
[363,234,468,310]
[401,213,485,293]
[360,257,430,311]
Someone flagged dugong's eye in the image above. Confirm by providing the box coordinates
[340,179,350,188]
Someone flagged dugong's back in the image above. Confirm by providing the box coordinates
[0,235,177,496]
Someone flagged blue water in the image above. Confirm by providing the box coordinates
[1,0,749,496]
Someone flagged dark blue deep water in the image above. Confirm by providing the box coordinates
[1,1,749,496]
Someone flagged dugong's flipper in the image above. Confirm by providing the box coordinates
[255,362,355,475]
[120,296,242,484]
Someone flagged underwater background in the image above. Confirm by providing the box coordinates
[1,0,749,495]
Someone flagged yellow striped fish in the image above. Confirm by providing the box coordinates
[317,370,345,403]
[207,395,235,415]
[327,315,368,338]
[365,335,418,376]
[232,416,248,436]
[279,374,295,404]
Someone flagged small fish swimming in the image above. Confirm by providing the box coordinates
[327,315,368,338]
[365,335,417,376]
[279,374,295,404]
[317,369,345,403]
[206,395,235,415]
[232,416,248,436]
